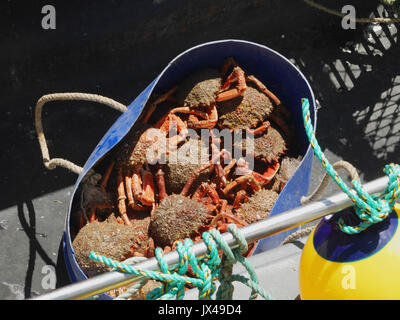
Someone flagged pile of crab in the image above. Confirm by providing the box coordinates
[72,58,303,298]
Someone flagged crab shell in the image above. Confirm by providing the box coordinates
[234,125,287,164]
[149,194,209,247]
[234,189,279,224]
[116,123,165,166]
[176,68,221,108]
[164,138,211,194]
[217,84,274,130]
[72,214,151,277]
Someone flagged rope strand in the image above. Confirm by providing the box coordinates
[89,224,272,300]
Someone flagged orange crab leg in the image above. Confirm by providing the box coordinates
[211,148,231,186]
[223,174,261,197]
[125,174,136,208]
[223,158,236,177]
[88,208,96,223]
[181,149,230,196]
[169,106,209,119]
[236,157,279,185]
[155,165,167,201]
[247,121,270,135]
[246,75,281,107]
[157,114,188,151]
[181,162,213,197]
[233,189,248,209]
[132,165,155,207]
[252,161,280,184]
[117,168,132,226]
[141,165,155,205]
[210,200,247,232]
[142,86,178,123]
[193,183,220,205]
[146,237,155,258]
[187,104,218,129]
[216,66,247,102]
[101,161,115,190]
[221,57,239,78]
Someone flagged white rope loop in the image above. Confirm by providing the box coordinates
[35,92,127,175]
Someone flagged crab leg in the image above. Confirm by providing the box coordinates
[142,86,178,123]
[88,208,96,223]
[132,165,155,207]
[157,114,188,151]
[101,161,115,191]
[216,66,247,102]
[252,161,280,184]
[125,172,146,212]
[155,165,167,201]
[169,106,209,120]
[181,150,230,196]
[246,75,282,107]
[223,158,236,177]
[181,162,213,197]
[236,158,280,185]
[222,174,261,197]
[233,189,248,209]
[247,121,270,135]
[187,104,218,129]
[192,183,220,205]
[209,131,230,185]
[211,149,231,186]
[221,57,239,78]
[117,168,132,226]
[125,173,136,208]
[210,199,247,232]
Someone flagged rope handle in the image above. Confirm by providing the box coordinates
[35,93,127,175]
[301,160,360,204]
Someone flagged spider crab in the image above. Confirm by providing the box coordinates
[102,110,188,225]
[72,212,154,277]
[147,58,249,131]
[149,149,247,250]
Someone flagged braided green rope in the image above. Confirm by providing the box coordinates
[113,257,149,300]
[302,98,400,234]
[89,224,272,300]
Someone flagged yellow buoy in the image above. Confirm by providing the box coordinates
[299,204,400,300]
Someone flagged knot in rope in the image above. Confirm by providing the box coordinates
[302,98,400,234]
[89,224,272,300]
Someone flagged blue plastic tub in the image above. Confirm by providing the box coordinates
[63,39,317,294]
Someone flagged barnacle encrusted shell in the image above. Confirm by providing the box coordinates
[234,189,279,224]
[149,194,208,247]
[176,68,221,108]
[218,85,274,129]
